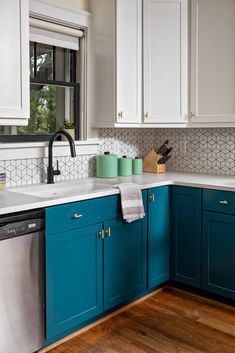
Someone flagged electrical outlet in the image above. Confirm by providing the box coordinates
[179,140,187,156]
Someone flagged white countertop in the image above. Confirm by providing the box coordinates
[1,172,235,216]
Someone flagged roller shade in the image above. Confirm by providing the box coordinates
[29,18,83,50]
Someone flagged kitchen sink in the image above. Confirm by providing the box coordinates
[9,180,114,199]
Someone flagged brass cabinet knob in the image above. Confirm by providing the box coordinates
[105,227,111,237]
[98,229,105,239]
[144,112,149,119]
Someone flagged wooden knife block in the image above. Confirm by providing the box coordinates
[143,149,166,174]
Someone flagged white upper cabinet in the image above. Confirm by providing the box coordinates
[90,0,142,127]
[0,0,29,126]
[116,0,142,124]
[91,0,188,128]
[143,0,188,125]
[190,0,235,125]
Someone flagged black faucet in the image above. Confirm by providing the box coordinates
[47,130,76,184]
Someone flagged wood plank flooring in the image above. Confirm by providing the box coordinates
[47,287,235,353]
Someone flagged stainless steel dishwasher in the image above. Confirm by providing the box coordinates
[0,209,45,353]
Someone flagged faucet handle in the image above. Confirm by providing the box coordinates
[53,160,61,176]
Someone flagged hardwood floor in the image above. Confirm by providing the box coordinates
[48,287,235,353]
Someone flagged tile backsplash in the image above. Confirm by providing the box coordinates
[99,128,235,175]
[0,155,96,188]
[1,127,235,188]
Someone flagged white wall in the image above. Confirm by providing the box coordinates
[54,0,89,11]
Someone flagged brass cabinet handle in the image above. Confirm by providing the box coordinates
[144,112,149,119]
[149,194,155,202]
[98,230,105,239]
[105,227,111,237]
[118,111,123,119]
[191,112,196,119]
[72,213,83,219]
[219,200,229,205]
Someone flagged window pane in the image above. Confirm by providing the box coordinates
[55,47,76,83]
[17,84,75,135]
[36,43,54,81]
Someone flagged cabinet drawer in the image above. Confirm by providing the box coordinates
[203,189,235,215]
[46,195,122,235]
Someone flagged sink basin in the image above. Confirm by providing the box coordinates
[9,180,114,199]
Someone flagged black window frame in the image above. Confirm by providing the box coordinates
[0,42,80,143]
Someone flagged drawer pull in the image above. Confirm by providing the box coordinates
[105,227,111,237]
[219,200,229,205]
[149,194,155,202]
[72,213,83,219]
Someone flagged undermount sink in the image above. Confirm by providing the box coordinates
[9,180,114,199]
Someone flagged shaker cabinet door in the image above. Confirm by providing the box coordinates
[171,186,202,288]
[116,0,142,124]
[202,212,235,300]
[0,0,29,124]
[143,0,188,124]
[46,223,103,341]
[104,217,147,310]
[148,186,170,289]
[190,0,235,124]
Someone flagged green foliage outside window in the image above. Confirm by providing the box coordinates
[18,85,57,135]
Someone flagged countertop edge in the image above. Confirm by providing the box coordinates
[1,172,235,215]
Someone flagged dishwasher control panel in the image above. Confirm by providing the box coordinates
[0,219,44,240]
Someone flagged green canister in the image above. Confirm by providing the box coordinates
[96,152,118,178]
[132,157,143,175]
[118,156,132,177]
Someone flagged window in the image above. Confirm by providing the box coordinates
[0,19,84,142]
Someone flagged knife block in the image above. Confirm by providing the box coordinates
[143,149,166,174]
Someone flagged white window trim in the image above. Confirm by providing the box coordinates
[0,0,94,160]
[29,0,91,28]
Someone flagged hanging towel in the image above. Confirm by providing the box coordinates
[116,183,145,223]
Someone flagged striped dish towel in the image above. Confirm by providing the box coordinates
[117,183,145,223]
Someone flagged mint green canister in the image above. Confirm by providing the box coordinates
[96,152,118,178]
[118,156,132,177]
[133,157,143,175]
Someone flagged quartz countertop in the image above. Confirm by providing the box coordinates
[1,172,235,216]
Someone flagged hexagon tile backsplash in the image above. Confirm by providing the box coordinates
[1,127,235,187]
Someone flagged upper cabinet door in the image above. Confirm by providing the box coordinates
[143,0,188,124]
[116,0,142,124]
[0,0,29,125]
[190,0,235,125]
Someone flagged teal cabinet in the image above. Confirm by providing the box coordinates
[171,186,202,288]
[46,192,147,341]
[202,211,235,300]
[148,186,169,289]
[46,223,103,340]
[104,217,147,310]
